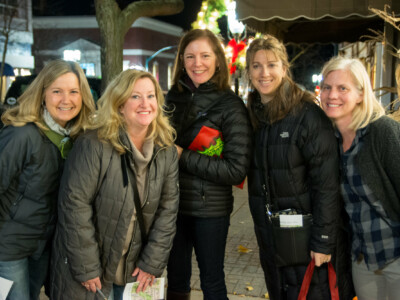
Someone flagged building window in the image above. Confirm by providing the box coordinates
[63,50,81,62]
[168,63,173,89]
[152,61,159,81]
[80,63,95,77]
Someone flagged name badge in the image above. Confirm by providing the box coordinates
[279,214,303,228]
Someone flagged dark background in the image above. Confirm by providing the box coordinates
[32,0,203,30]
[32,0,335,91]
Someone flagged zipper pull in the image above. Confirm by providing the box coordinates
[265,203,272,222]
[263,184,272,221]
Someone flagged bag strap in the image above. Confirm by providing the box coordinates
[121,153,148,246]
[328,261,339,299]
[254,124,274,218]
[298,259,315,300]
[180,93,226,133]
[298,259,339,300]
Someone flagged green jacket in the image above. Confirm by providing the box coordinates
[50,130,179,299]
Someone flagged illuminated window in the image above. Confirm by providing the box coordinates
[168,63,173,89]
[152,62,159,81]
[63,50,81,62]
[80,63,95,76]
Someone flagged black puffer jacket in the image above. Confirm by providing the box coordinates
[248,99,353,300]
[166,80,252,217]
[0,123,62,261]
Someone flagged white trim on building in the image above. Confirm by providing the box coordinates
[123,49,176,59]
[33,16,183,37]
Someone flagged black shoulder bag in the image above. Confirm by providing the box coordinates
[121,153,148,247]
[256,125,312,267]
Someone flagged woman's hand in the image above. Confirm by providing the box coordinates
[132,267,155,293]
[311,251,331,267]
[175,144,183,159]
[81,276,101,293]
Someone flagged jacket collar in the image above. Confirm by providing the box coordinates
[178,76,216,94]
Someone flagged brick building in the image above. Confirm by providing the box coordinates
[33,16,183,90]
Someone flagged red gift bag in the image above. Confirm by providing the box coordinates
[298,259,339,300]
[188,126,245,189]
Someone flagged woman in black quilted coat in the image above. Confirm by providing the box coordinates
[166,29,252,300]
[246,36,354,299]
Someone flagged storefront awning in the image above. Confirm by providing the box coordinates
[0,62,15,76]
[236,0,399,43]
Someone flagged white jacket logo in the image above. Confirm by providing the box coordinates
[280,132,289,138]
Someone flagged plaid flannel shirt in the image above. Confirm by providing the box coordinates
[338,127,400,271]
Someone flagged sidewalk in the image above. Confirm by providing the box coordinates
[184,182,268,299]
[40,182,268,300]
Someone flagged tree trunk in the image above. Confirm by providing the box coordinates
[391,64,400,121]
[0,33,11,102]
[94,0,184,91]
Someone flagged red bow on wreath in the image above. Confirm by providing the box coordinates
[227,38,246,74]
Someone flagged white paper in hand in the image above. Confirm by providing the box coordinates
[0,277,13,300]
[123,277,165,300]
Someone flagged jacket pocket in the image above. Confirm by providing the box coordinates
[9,194,23,219]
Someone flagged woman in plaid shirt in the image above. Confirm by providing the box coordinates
[320,56,400,300]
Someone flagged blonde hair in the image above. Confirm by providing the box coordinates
[321,56,385,130]
[172,29,230,91]
[2,59,95,139]
[245,35,313,127]
[91,69,175,153]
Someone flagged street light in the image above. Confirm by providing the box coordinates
[226,1,246,95]
[145,45,177,71]
[312,74,323,104]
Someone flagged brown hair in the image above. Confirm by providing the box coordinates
[245,35,313,128]
[172,29,230,91]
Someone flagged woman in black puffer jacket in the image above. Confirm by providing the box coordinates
[166,29,252,300]
[246,36,354,300]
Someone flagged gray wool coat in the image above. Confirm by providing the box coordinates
[50,130,179,299]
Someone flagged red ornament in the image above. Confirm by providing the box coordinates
[227,38,246,74]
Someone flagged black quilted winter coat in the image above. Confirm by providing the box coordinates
[166,80,252,218]
[248,97,354,300]
[0,123,62,261]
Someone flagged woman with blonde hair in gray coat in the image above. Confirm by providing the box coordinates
[50,69,179,300]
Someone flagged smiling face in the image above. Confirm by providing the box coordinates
[320,69,363,128]
[119,77,158,134]
[44,72,82,128]
[249,50,286,102]
[183,37,217,88]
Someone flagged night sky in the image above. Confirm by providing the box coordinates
[32,0,203,30]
